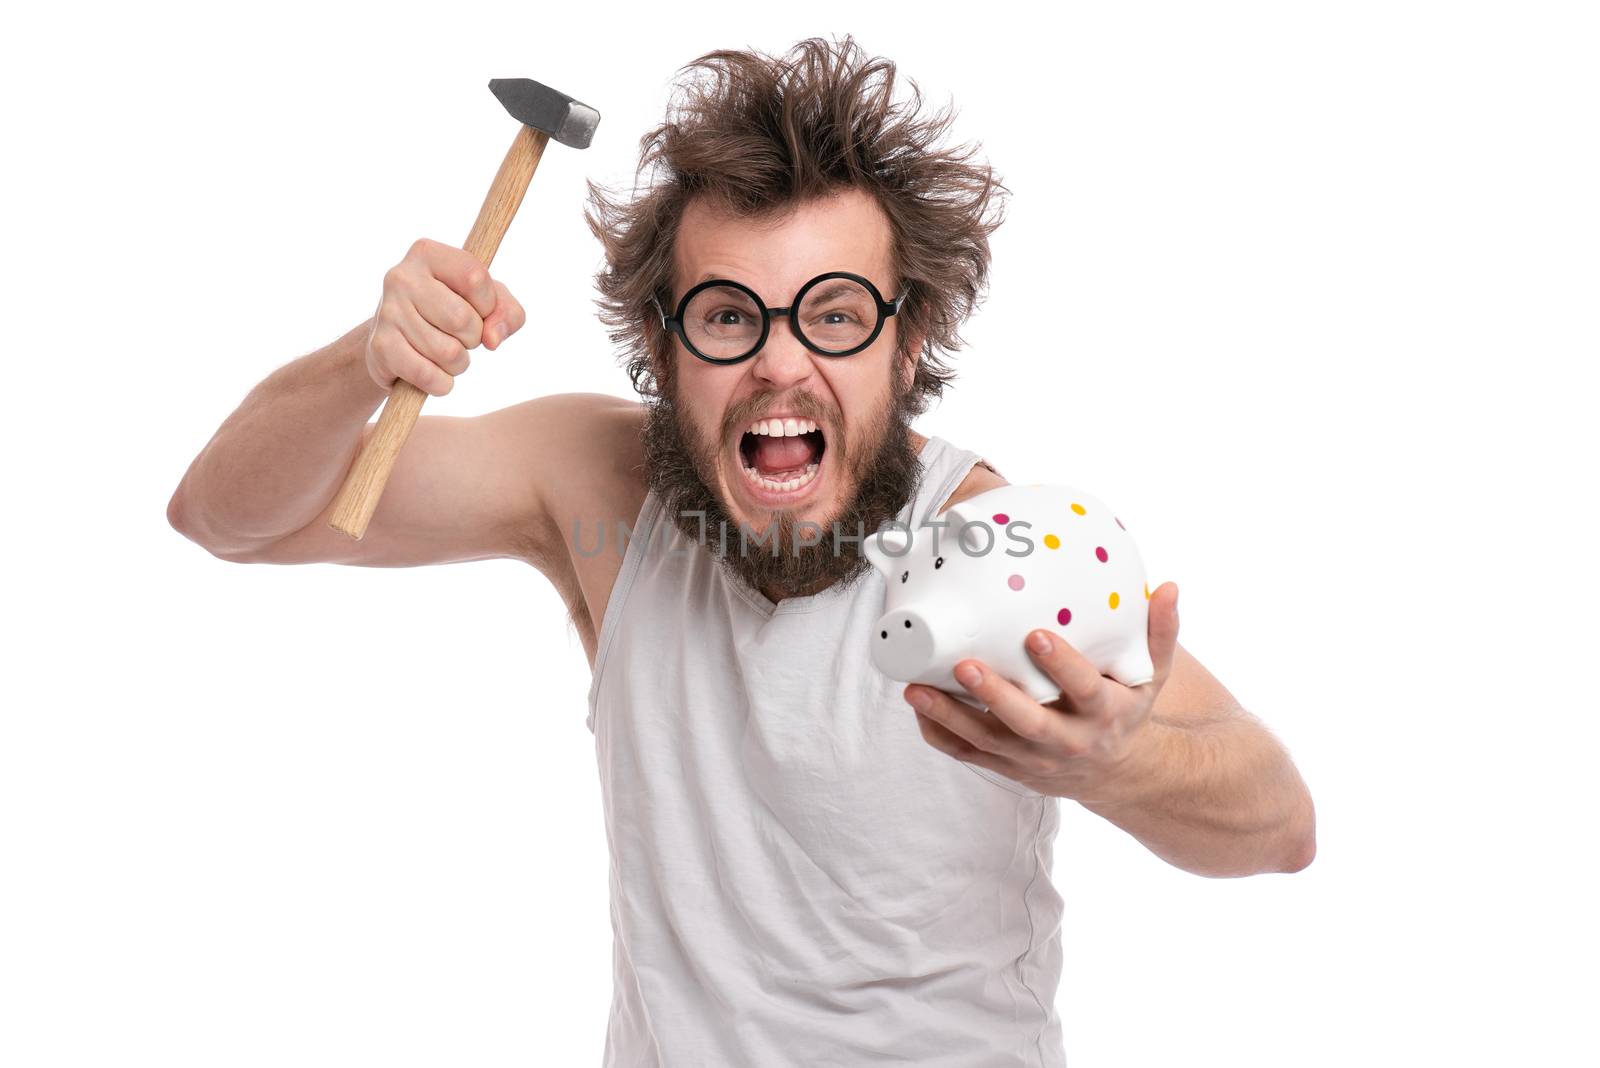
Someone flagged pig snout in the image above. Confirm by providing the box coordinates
[871,607,938,681]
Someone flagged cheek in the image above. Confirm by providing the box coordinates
[677,367,732,426]
[830,361,895,425]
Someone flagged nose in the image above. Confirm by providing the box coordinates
[871,607,937,682]
[749,314,818,392]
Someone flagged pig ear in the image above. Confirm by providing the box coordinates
[863,526,912,576]
[943,502,994,556]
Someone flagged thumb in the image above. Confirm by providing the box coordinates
[481,280,527,350]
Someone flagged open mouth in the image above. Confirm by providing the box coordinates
[737,416,827,496]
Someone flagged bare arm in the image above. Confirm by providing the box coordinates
[166,320,387,556]
[167,238,532,565]
[1078,678,1317,878]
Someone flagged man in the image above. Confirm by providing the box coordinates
[168,35,1314,1068]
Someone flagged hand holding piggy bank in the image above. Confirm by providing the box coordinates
[864,483,1156,705]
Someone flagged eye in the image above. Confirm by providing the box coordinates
[900,571,909,583]
[934,556,944,569]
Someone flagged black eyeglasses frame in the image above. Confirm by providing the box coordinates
[650,271,911,365]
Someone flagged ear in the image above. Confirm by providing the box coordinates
[897,329,925,394]
[942,502,993,555]
[862,526,913,576]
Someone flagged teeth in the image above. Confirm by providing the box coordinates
[741,460,820,493]
[745,417,819,437]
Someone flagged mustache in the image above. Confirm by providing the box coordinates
[723,392,839,439]
[641,378,922,598]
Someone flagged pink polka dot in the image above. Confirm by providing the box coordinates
[993,513,1010,524]
[1007,574,1025,591]
[1095,546,1109,563]
[1056,607,1072,625]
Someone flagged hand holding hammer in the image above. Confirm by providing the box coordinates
[328,78,600,540]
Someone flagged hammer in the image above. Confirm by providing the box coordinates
[328,78,600,539]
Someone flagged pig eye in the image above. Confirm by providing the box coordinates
[934,556,944,569]
[880,630,888,639]
[904,620,912,628]
[900,571,909,583]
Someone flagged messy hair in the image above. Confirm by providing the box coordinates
[582,34,1010,414]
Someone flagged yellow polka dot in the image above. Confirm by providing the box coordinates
[1070,502,1086,516]
[1108,591,1120,609]
[1043,534,1060,549]
[1143,583,1150,600]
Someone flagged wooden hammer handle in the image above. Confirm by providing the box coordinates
[328,124,550,539]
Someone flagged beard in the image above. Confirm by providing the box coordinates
[640,370,924,600]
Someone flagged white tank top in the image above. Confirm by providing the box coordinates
[586,435,1067,1067]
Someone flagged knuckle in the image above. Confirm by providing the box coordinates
[1014,718,1049,744]
[463,265,490,294]
[1028,753,1060,776]
[450,304,479,337]
[1065,682,1099,709]
[376,295,407,326]
[408,237,434,259]
[369,327,399,364]
[1057,735,1088,760]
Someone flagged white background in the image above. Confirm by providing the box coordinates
[3,2,1596,1065]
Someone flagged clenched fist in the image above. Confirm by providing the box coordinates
[365,238,527,396]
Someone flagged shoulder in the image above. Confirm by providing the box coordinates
[937,451,1009,515]
[506,392,648,567]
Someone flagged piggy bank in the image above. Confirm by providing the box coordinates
[864,483,1155,705]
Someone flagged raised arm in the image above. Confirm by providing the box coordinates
[166,237,542,566]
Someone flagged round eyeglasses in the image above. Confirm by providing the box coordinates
[651,271,911,365]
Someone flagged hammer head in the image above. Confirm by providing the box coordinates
[489,78,600,149]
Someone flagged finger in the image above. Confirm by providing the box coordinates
[913,710,1024,780]
[416,239,497,318]
[905,682,1036,762]
[481,280,527,350]
[1022,629,1114,721]
[394,299,470,377]
[952,658,1095,753]
[371,323,454,397]
[414,275,485,349]
[1145,581,1181,693]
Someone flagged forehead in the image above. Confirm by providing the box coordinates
[673,186,895,296]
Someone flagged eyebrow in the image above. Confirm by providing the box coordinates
[687,274,881,300]
[807,281,867,302]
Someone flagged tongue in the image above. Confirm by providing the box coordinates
[753,434,816,475]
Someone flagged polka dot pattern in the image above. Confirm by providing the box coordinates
[951,490,1143,649]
